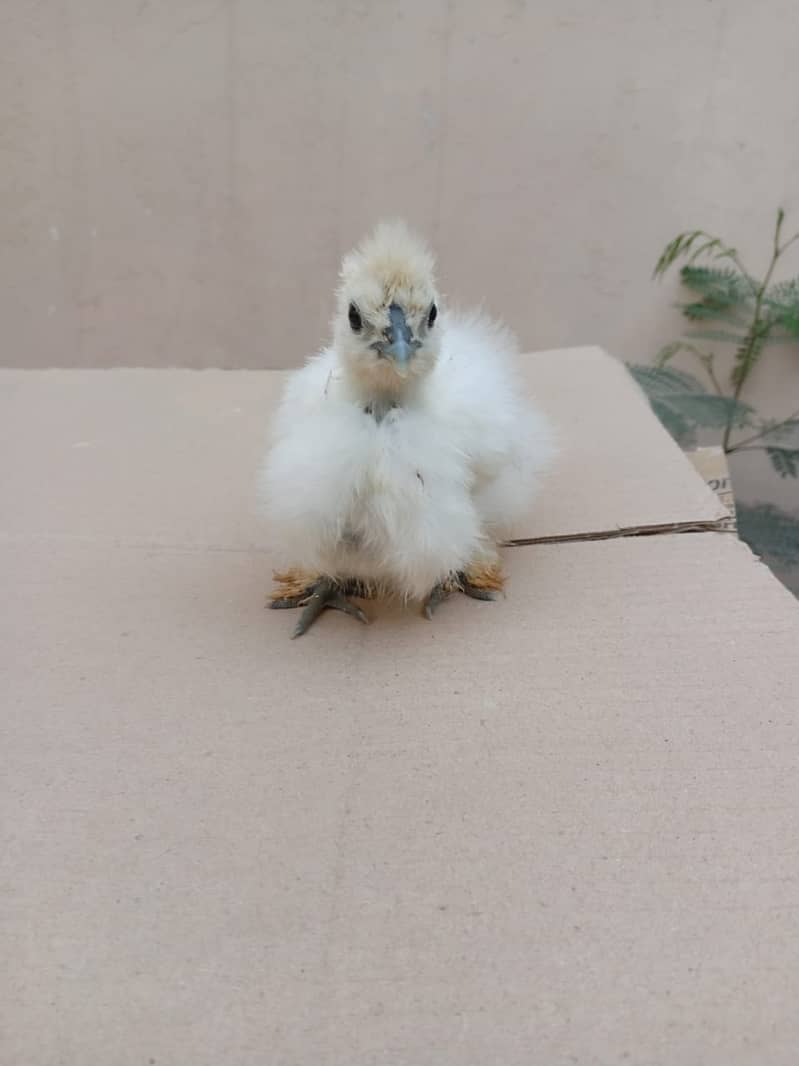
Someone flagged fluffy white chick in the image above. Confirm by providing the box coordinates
[260,220,554,637]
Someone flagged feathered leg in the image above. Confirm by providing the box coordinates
[422,557,505,620]
[269,570,370,638]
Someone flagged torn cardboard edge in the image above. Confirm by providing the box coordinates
[686,446,737,531]
[509,447,738,548]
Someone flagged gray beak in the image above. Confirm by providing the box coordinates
[381,304,416,367]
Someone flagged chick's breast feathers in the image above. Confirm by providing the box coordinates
[260,310,554,601]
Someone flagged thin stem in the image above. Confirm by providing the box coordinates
[727,409,799,451]
[722,210,785,452]
[730,253,760,299]
[704,357,725,397]
[670,342,724,395]
[727,444,779,454]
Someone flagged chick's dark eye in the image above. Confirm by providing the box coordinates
[427,303,438,328]
[348,303,362,332]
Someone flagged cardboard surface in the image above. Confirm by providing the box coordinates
[3,533,799,1065]
[3,352,797,1065]
[0,348,726,551]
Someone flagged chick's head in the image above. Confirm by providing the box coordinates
[335,220,441,390]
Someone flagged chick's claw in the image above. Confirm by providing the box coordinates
[268,575,368,638]
[422,571,497,620]
[269,590,313,610]
[422,582,452,620]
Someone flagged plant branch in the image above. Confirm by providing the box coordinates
[727,409,799,451]
[722,210,785,451]
[664,342,725,395]
[702,356,725,397]
[729,253,760,299]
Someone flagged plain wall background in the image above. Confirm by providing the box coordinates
[2,0,798,538]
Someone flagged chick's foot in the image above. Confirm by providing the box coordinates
[269,571,369,638]
[422,564,505,619]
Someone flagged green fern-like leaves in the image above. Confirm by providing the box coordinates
[731,320,772,388]
[628,365,754,447]
[679,265,753,303]
[776,308,799,338]
[628,365,706,394]
[647,214,799,595]
[755,417,799,445]
[654,342,684,367]
[675,394,754,428]
[737,502,799,568]
[765,277,799,307]
[677,265,753,324]
[766,448,799,478]
[628,366,701,446]
[681,328,748,345]
[653,232,738,279]
[764,278,799,338]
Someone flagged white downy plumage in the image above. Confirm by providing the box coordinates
[259,220,555,632]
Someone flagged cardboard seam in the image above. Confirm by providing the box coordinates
[508,518,735,547]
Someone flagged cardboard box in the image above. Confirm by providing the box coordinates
[2,348,798,1065]
[687,446,738,532]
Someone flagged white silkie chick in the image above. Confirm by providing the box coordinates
[260,221,555,637]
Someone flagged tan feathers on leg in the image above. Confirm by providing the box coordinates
[422,554,505,619]
[269,570,377,609]
[460,558,506,594]
[269,568,321,607]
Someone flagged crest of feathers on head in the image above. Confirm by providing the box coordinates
[337,220,438,316]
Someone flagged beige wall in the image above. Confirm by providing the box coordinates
[1,0,796,367]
